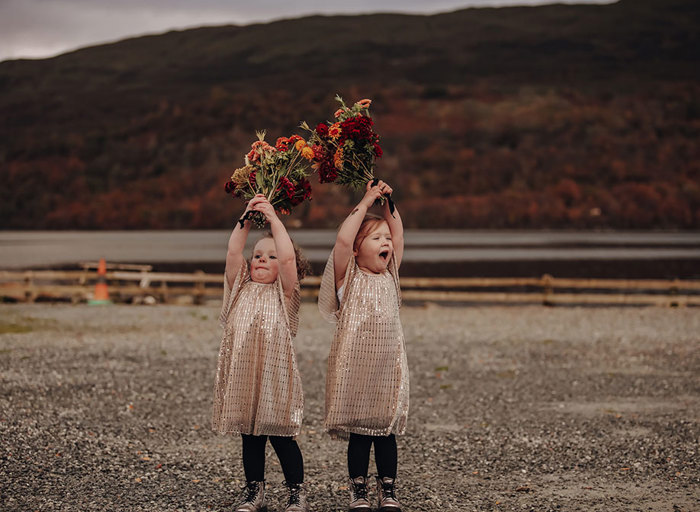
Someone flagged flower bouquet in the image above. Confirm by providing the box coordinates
[225,131,314,228]
[302,95,394,214]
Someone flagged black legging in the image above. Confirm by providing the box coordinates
[347,433,397,479]
[241,434,304,484]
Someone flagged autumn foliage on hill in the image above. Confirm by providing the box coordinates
[1,0,698,229]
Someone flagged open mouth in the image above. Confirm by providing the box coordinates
[379,250,390,261]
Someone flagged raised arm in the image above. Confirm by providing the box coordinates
[251,197,298,299]
[224,196,261,288]
[333,180,386,287]
[381,183,404,269]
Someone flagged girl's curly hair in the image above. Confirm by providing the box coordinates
[252,232,312,281]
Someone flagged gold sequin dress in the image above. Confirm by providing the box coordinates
[212,263,303,436]
[318,250,409,439]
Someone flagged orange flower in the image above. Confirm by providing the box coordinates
[357,99,372,108]
[294,139,307,151]
[334,148,344,170]
[334,108,345,118]
[301,146,314,160]
[329,122,342,139]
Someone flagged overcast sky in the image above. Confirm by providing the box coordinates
[0,0,616,62]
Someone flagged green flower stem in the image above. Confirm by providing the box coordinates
[267,149,303,203]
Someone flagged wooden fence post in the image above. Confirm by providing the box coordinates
[670,278,682,308]
[541,273,553,306]
[194,270,205,305]
[24,271,36,303]
[160,281,169,304]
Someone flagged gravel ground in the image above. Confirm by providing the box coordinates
[1,303,698,511]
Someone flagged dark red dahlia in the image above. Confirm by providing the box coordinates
[318,160,338,183]
[301,178,312,200]
[338,115,374,142]
[290,178,312,206]
[315,123,329,138]
[277,176,296,200]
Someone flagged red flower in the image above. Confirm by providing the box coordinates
[338,115,374,143]
[311,144,326,161]
[317,159,338,183]
[374,143,383,158]
[315,123,329,138]
[248,170,257,186]
[224,180,236,194]
[302,178,312,199]
[275,137,290,151]
[246,149,260,162]
[290,178,312,206]
[277,176,296,200]
[328,123,342,139]
[287,135,303,144]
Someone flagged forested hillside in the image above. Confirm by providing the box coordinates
[1,0,698,229]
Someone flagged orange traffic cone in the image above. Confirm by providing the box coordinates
[89,257,112,305]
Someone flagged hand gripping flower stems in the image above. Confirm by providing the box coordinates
[369,178,395,216]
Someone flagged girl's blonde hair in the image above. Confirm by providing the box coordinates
[252,232,312,281]
[353,213,387,254]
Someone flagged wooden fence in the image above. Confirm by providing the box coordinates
[1,267,699,306]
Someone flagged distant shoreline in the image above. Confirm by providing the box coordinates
[2,230,699,278]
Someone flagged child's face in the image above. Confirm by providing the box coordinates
[250,237,279,284]
[354,220,393,274]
